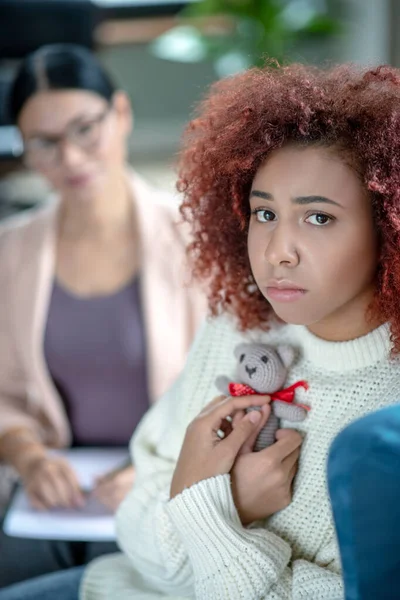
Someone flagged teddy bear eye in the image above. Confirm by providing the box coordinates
[261,355,269,363]
[240,353,245,363]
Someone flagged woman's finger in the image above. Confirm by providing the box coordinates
[59,463,85,505]
[93,476,129,512]
[220,410,263,456]
[59,468,85,507]
[44,461,82,507]
[95,486,121,512]
[198,395,227,416]
[28,492,47,511]
[261,429,303,462]
[92,480,108,500]
[38,479,61,508]
[282,447,301,474]
[232,410,245,429]
[203,394,270,427]
[239,404,271,455]
[48,471,74,507]
[287,460,298,484]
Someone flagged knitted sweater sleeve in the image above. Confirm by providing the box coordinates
[166,474,344,600]
[114,372,195,597]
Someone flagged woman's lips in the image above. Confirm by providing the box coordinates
[65,172,94,187]
[265,287,307,303]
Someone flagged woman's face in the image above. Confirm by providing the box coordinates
[18,89,131,201]
[248,145,380,338]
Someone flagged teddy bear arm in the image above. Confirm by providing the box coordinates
[215,375,231,396]
[272,401,308,422]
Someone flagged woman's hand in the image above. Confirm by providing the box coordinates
[92,465,135,512]
[21,455,85,510]
[170,394,271,499]
[231,427,303,525]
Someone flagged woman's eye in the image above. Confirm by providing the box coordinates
[29,138,56,151]
[77,123,95,136]
[254,209,276,223]
[305,213,333,226]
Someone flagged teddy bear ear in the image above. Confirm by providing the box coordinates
[233,343,249,360]
[276,345,295,368]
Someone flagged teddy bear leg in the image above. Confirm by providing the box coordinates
[246,410,279,452]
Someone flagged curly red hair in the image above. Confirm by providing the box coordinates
[178,62,400,350]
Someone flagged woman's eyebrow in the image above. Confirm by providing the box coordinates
[250,190,343,209]
[293,195,344,208]
[250,190,273,200]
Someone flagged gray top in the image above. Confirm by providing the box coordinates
[44,278,150,446]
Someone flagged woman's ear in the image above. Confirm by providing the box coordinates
[112,91,133,135]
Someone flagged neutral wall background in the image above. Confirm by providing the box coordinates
[99,0,391,167]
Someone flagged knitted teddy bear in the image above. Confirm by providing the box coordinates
[215,343,309,451]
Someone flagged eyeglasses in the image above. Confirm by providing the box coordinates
[23,107,112,168]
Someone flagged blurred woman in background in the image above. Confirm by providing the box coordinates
[0,43,205,587]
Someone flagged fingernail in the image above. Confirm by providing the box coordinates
[249,411,261,423]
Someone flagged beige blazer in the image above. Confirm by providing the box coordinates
[0,170,206,449]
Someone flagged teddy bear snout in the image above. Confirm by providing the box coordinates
[245,365,257,378]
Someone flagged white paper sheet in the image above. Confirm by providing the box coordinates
[3,447,130,541]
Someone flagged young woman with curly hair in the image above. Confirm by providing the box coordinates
[2,62,400,600]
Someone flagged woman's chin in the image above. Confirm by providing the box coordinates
[63,179,102,202]
[270,305,321,327]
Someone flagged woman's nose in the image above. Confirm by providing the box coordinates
[59,139,86,168]
[264,224,299,267]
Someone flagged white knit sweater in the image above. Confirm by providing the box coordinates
[81,313,398,600]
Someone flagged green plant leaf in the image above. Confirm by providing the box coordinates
[299,14,341,35]
[150,0,341,71]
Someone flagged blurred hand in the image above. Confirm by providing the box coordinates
[21,455,85,510]
[92,465,135,512]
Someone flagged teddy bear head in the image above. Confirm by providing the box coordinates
[234,343,295,394]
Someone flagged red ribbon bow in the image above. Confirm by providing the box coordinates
[228,380,310,411]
